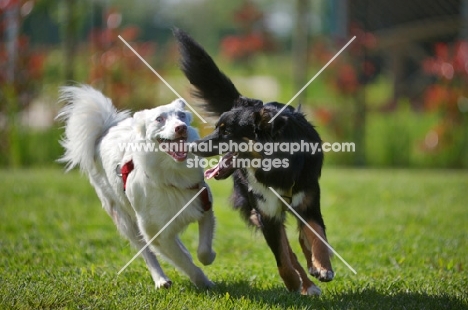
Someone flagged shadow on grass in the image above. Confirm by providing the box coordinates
[205,280,467,310]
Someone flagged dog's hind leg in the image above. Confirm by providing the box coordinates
[261,217,302,292]
[286,242,321,296]
[157,236,214,289]
[197,208,216,266]
[296,185,334,282]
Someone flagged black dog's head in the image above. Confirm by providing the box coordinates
[175,29,321,181]
[191,98,296,180]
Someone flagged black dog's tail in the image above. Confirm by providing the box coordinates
[174,28,241,115]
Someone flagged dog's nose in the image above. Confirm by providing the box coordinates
[175,124,187,134]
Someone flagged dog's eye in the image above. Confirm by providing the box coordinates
[178,112,186,119]
[156,116,164,123]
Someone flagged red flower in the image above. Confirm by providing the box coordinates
[335,64,358,94]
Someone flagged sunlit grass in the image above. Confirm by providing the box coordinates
[0,168,466,309]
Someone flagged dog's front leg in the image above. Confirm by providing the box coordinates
[197,208,216,265]
[158,236,214,289]
[140,247,173,289]
[301,220,334,282]
[106,201,173,289]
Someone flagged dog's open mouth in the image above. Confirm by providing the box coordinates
[204,152,237,180]
[157,137,188,162]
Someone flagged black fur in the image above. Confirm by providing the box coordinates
[175,29,334,292]
[174,28,240,115]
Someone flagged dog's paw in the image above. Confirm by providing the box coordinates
[197,250,216,266]
[195,279,215,289]
[309,267,334,282]
[192,271,215,289]
[203,280,215,289]
[155,279,173,289]
[202,280,215,289]
[302,284,321,296]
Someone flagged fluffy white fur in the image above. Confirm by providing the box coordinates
[57,85,216,289]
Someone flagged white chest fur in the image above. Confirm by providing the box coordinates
[246,168,305,218]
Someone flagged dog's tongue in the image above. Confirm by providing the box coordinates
[204,163,220,179]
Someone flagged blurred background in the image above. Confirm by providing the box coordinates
[1,0,467,168]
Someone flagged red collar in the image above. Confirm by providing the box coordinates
[120,160,134,191]
[120,160,212,211]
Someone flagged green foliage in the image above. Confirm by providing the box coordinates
[0,127,63,168]
[364,104,426,167]
[0,168,467,309]
[5,0,467,172]
[362,105,468,168]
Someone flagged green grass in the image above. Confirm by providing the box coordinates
[1,168,467,309]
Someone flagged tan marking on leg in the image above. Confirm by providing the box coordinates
[302,220,334,282]
[277,226,302,292]
[286,239,320,295]
[299,231,313,273]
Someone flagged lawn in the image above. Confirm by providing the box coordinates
[0,168,467,309]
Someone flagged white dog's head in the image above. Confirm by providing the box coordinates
[133,99,196,162]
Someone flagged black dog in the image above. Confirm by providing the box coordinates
[174,29,334,295]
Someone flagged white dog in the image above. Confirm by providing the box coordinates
[56,85,216,289]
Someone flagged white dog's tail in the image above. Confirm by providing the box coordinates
[56,85,130,173]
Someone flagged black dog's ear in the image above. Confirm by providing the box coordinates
[254,107,287,138]
[234,96,263,109]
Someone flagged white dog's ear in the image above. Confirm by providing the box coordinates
[133,110,147,139]
[172,98,186,110]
